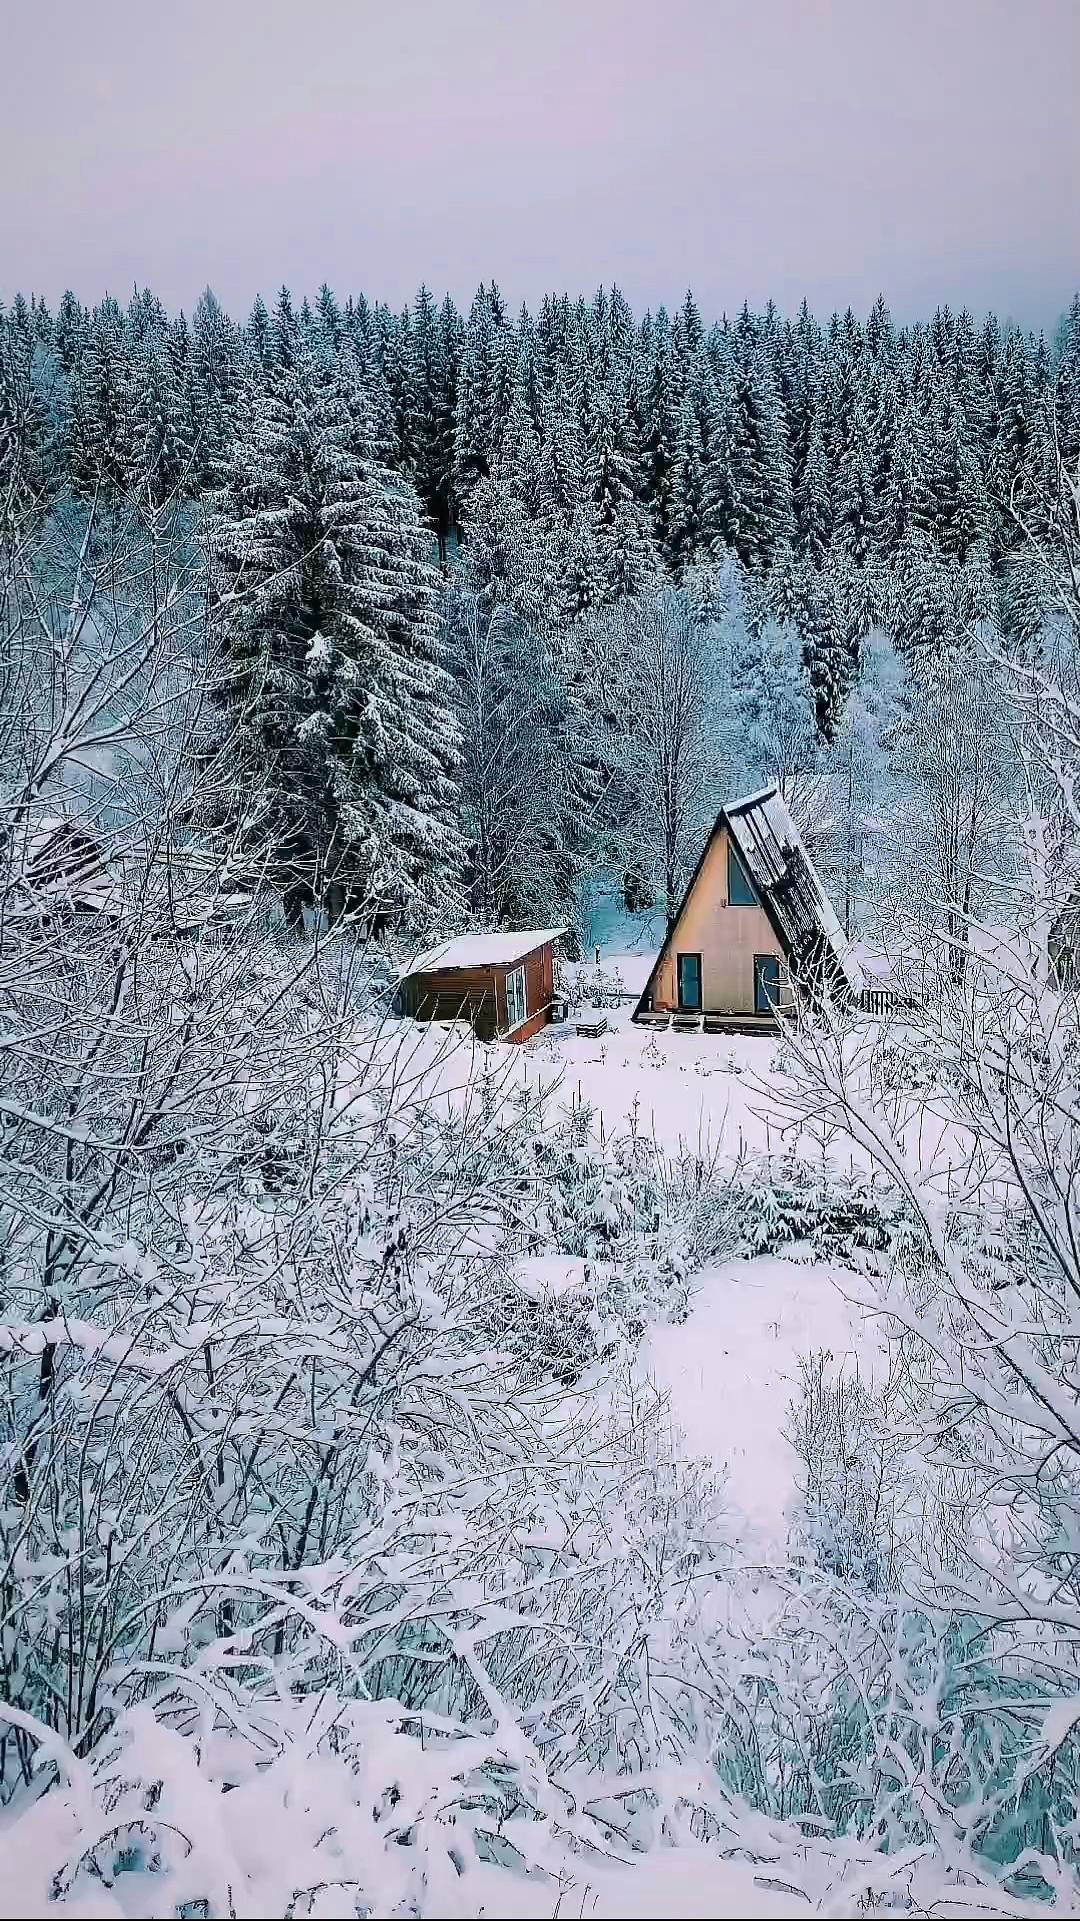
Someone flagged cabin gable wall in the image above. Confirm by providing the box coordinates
[652,827,789,1014]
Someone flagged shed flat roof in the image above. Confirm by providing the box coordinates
[399,927,566,979]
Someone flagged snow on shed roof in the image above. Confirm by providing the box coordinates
[399,927,566,979]
[725,785,864,993]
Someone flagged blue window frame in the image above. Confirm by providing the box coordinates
[754,953,781,1014]
[728,842,757,906]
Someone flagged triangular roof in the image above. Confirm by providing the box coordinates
[634,785,863,1016]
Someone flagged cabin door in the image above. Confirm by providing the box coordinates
[754,954,781,1014]
[676,952,702,1011]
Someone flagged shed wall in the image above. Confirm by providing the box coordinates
[398,966,500,1040]
[400,939,557,1042]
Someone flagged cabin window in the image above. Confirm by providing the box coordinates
[728,842,757,906]
[505,964,527,1031]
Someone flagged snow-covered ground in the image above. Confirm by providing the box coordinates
[372,995,813,1159]
[640,1254,876,1554]
[435,1847,812,1918]
[530,991,798,1155]
[580,882,665,963]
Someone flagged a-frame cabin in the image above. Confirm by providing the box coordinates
[633,785,863,1031]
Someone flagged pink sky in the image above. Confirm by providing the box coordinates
[3,0,1078,327]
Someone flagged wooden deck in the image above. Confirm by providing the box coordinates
[633,1009,786,1036]
[702,1011,785,1035]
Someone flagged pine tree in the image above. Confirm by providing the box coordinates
[888,527,971,654]
[991,326,1034,537]
[673,289,704,366]
[539,361,586,529]
[70,298,134,493]
[379,305,416,472]
[728,596,819,797]
[796,561,865,740]
[405,284,445,539]
[952,307,987,444]
[833,390,877,567]
[554,511,607,625]
[795,406,833,564]
[271,286,299,369]
[207,337,463,929]
[604,283,636,376]
[431,295,464,554]
[191,288,247,490]
[725,325,794,571]
[588,381,655,599]
[0,297,57,507]
[788,298,823,479]
[998,547,1047,652]
[314,282,342,351]
[499,362,544,518]
[454,284,511,516]
[1055,292,1080,470]
[866,293,895,366]
[670,383,711,574]
[636,328,680,559]
[128,320,193,504]
[53,290,88,373]
[246,295,272,370]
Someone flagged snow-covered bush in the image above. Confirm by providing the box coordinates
[786,1349,903,1591]
[577,960,626,1009]
[728,1150,919,1266]
[0,897,744,1908]
[766,536,1080,1898]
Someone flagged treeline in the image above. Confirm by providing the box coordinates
[3,278,1079,582]
[2,278,1077,935]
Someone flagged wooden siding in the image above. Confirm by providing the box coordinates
[501,942,555,1042]
[399,938,557,1043]
[648,826,795,1016]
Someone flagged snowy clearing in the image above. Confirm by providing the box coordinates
[640,1254,878,1553]
[375,998,971,1190]
[371,1002,804,1158]
[511,1251,592,1297]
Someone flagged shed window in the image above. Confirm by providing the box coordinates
[505,964,527,1031]
[727,842,758,906]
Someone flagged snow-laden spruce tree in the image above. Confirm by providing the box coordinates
[721,562,823,811]
[587,379,657,601]
[206,330,463,931]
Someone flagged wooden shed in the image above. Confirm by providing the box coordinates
[396,928,566,1043]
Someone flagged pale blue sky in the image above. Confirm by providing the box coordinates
[2,0,1077,327]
